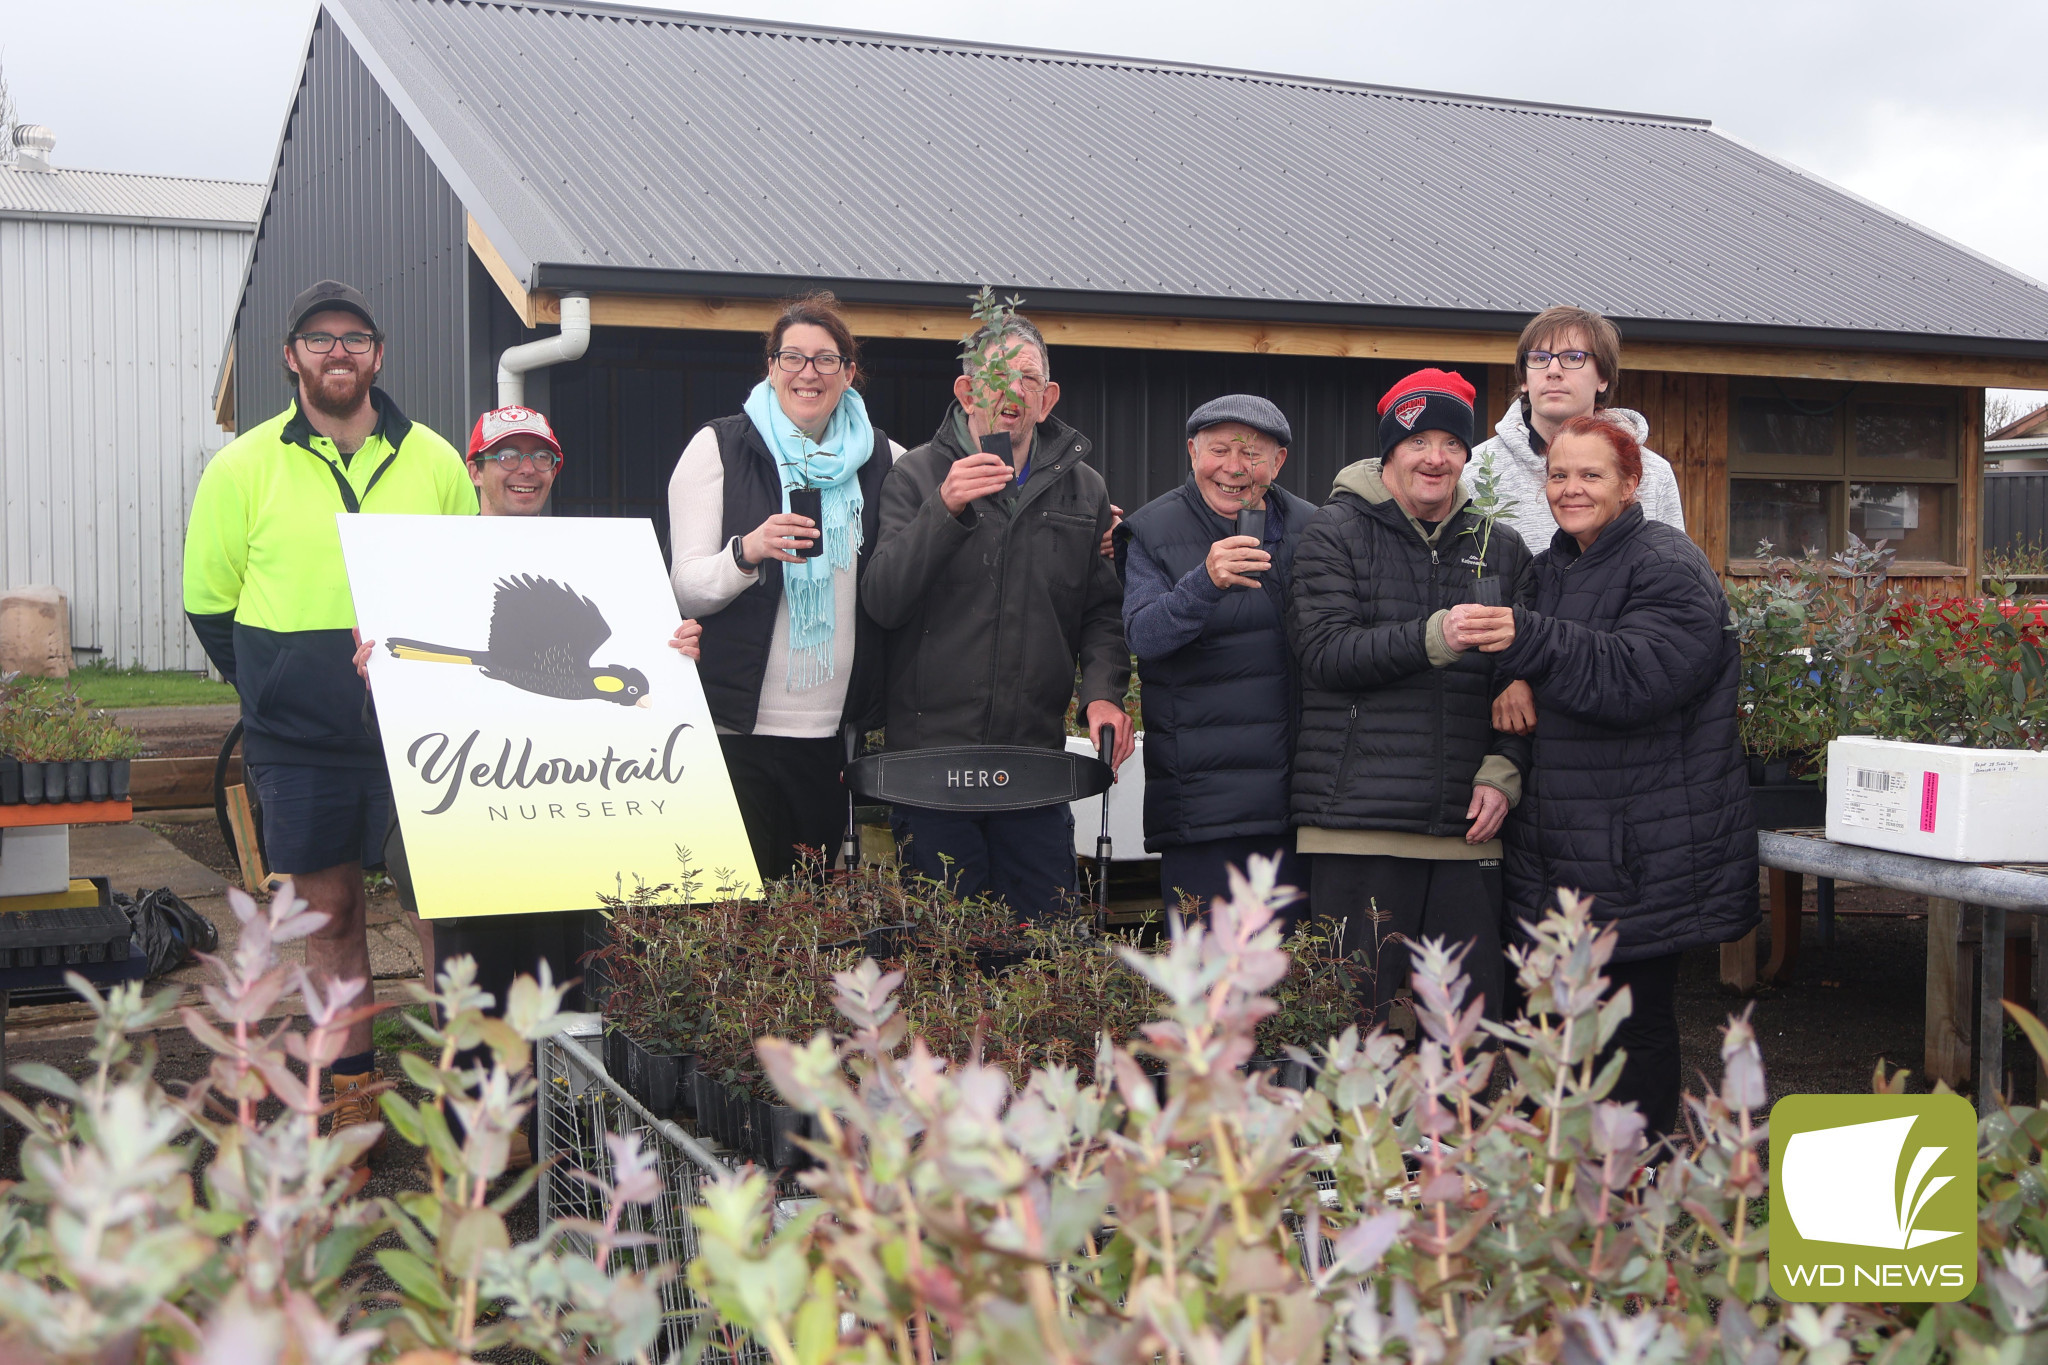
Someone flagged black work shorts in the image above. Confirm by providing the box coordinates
[247,762,392,875]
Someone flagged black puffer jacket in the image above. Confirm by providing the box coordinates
[861,406,1128,753]
[1289,459,1531,834]
[1497,504,1758,961]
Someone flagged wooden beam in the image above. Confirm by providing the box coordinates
[467,214,537,328]
[494,272,2048,389]
[213,339,236,433]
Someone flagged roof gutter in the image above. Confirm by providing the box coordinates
[496,291,589,407]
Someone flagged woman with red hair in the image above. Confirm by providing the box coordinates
[1491,413,1758,1141]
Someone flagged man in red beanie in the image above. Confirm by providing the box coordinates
[1288,368,1530,1026]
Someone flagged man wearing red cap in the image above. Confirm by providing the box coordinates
[1289,368,1529,1027]
[356,405,700,1169]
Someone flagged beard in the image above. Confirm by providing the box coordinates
[300,363,374,419]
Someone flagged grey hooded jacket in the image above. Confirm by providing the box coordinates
[1466,401,1686,549]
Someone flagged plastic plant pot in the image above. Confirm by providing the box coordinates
[0,758,18,805]
[110,759,130,801]
[786,487,826,560]
[87,761,110,802]
[19,763,42,805]
[64,761,88,802]
[43,764,67,803]
[1470,576,1504,607]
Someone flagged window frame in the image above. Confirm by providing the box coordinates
[1724,380,1965,575]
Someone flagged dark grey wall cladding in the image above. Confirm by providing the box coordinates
[545,326,1485,556]
[1984,471,2048,557]
[235,12,469,442]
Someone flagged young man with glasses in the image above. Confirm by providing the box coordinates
[1472,305,1685,734]
[185,279,475,1162]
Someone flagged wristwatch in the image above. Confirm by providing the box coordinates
[731,536,758,573]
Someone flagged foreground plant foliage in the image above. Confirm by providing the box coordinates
[0,880,669,1364]
[692,856,2048,1364]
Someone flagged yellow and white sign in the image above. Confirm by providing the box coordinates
[339,514,758,916]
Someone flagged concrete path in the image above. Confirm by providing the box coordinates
[67,819,424,993]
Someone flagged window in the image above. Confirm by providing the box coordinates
[1726,383,1963,567]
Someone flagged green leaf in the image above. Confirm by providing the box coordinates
[794,1264,838,1365]
[376,1247,454,1312]
[8,1063,81,1102]
[444,1206,509,1278]
[398,1049,449,1095]
[379,1091,426,1145]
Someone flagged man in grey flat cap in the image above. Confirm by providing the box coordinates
[1113,394,1317,922]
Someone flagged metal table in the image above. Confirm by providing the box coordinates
[1755,829,2048,1110]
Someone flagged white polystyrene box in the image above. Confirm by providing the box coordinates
[0,825,71,897]
[1825,737,2048,863]
[1066,735,1155,861]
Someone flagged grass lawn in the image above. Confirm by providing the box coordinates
[18,661,238,709]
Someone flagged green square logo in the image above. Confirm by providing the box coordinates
[1769,1094,1977,1302]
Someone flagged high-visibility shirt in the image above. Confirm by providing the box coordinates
[184,388,476,766]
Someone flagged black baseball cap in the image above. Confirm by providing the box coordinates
[286,280,378,339]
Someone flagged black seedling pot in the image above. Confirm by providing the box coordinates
[621,1034,685,1118]
[87,761,110,802]
[763,1102,813,1171]
[64,761,87,802]
[109,759,130,801]
[787,486,826,560]
[1470,576,1504,607]
[1763,759,1792,787]
[978,431,1013,462]
[0,758,18,805]
[18,763,42,805]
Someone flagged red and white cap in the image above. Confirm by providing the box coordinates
[467,406,564,461]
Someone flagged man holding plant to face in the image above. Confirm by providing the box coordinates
[1289,369,1530,1027]
[1116,395,1317,921]
[863,305,1132,921]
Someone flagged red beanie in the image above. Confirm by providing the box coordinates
[1376,368,1476,458]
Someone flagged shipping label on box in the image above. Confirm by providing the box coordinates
[1825,738,2048,863]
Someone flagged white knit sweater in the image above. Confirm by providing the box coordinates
[667,425,902,738]
[1465,402,1686,551]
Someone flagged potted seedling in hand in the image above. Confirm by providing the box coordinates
[1462,444,1520,605]
[781,426,827,561]
[959,286,1031,467]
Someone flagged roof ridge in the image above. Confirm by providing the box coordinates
[429,0,1712,129]
[0,164,264,189]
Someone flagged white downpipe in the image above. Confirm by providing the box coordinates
[496,291,591,407]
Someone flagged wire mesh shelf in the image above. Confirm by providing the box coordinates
[537,1019,778,1361]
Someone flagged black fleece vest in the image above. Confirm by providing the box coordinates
[1123,479,1312,849]
[694,414,891,736]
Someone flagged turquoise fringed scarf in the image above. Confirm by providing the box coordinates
[741,381,875,691]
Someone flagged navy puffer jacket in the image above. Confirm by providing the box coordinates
[1497,504,1758,961]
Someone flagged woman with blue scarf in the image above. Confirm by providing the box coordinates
[669,293,900,881]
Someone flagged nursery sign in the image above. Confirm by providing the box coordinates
[338,515,758,917]
[1769,1094,1976,1302]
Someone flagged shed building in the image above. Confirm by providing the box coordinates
[216,0,2048,600]
[2,136,260,669]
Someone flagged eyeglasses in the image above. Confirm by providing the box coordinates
[773,349,847,375]
[294,330,378,354]
[475,449,561,472]
[1525,349,1591,371]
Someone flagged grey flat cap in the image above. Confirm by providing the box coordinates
[1186,393,1291,446]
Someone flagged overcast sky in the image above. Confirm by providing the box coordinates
[6,0,2045,405]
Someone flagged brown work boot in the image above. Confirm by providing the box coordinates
[330,1070,389,1167]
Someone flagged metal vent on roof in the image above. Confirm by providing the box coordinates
[12,124,55,173]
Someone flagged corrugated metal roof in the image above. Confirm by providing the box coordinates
[0,165,263,227]
[327,0,2048,350]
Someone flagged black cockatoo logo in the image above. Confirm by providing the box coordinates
[386,574,652,707]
